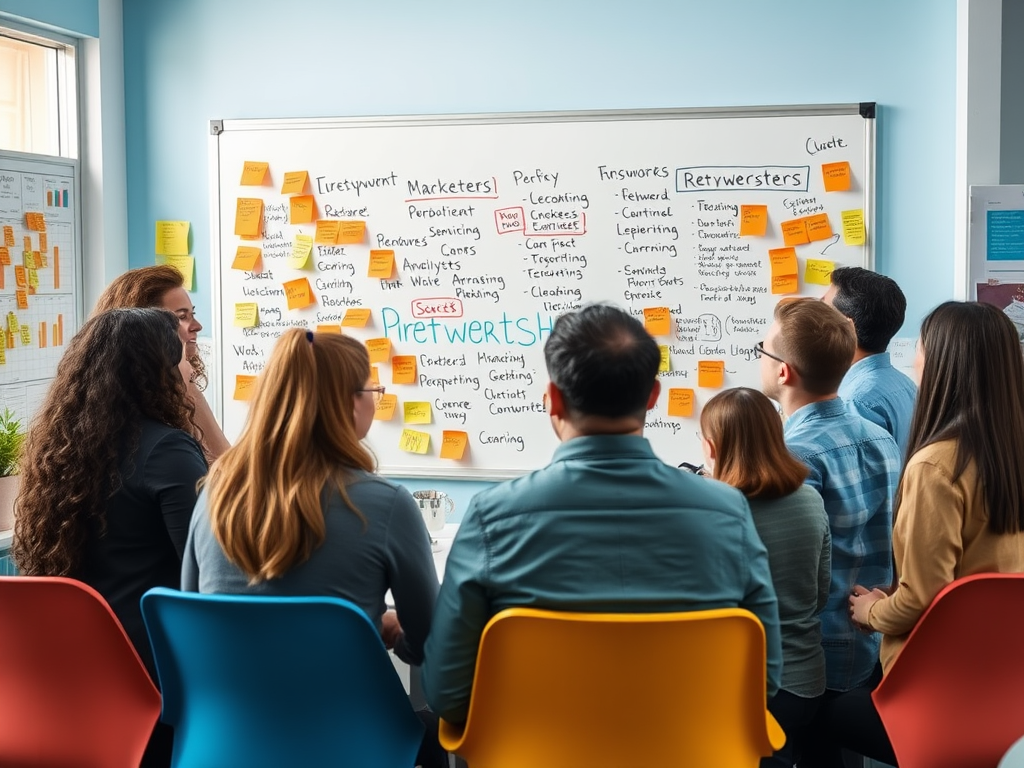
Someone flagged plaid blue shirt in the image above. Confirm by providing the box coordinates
[784,398,900,691]
[838,352,918,459]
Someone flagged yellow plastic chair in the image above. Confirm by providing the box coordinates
[439,607,784,768]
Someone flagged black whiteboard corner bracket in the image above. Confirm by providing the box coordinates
[859,102,876,119]
[210,120,224,135]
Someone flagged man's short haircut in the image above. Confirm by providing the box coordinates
[544,304,660,419]
[829,266,907,354]
[773,299,856,396]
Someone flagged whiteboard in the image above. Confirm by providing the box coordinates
[209,105,875,479]
[0,151,81,429]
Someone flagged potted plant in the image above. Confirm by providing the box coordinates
[0,408,24,531]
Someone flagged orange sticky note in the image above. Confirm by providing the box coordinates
[403,401,432,425]
[822,161,852,192]
[289,194,316,224]
[804,213,833,242]
[233,375,258,401]
[281,171,308,195]
[768,247,798,277]
[0,247,8,266]
[315,220,341,244]
[316,324,343,334]
[658,345,671,373]
[697,360,725,388]
[369,366,380,385]
[399,428,431,455]
[368,250,395,279]
[15,289,28,310]
[643,307,671,336]
[14,265,26,288]
[283,277,314,310]
[374,394,399,421]
[781,219,810,246]
[232,246,261,271]
[341,308,371,327]
[23,236,30,252]
[338,220,366,244]
[772,274,800,294]
[440,430,469,460]
[392,355,417,384]
[667,388,695,417]
[39,233,47,253]
[2,226,12,246]
[365,337,392,363]
[240,161,269,186]
[805,259,835,286]
[25,212,46,231]
[234,198,264,237]
[739,205,769,237]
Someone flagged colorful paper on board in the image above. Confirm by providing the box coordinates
[233,375,257,401]
[281,171,308,194]
[643,307,671,336]
[283,277,314,310]
[234,302,259,328]
[365,337,392,364]
[240,161,269,186]
[155,221,189,256]
[39,233,47,253]
[15,290,27,310]
[369,366,380,385]
[440,431,469,460]
[374,394,398,421]
[0,248,8,265]
[234,198,264,237]
[841,209,866,245]
[822,161,852,192]
[338,221,366,244]
[315,220,341,244]
[403,402,432,425]
[289,234,314,268]
[316,324,342,334]
[698,360,725,388]
[18,325,29,346]
[768,247,798,277]
[289,195,316,224]
[14,265,26,288]
[368,250,395,279]
[399,429,430,455]
[25,212,46,231]
[658,345,670,373]
[232,246,261,271]
[804,213,833,242]
[162,255,195,290]
[667,388,695,417]
[804,259,835,286]
[739,205,768,237]
[781,219,810,247]
[772,274,800,294]
[341,308,371,327]
[3,226,13,246]
[391,355,417,384]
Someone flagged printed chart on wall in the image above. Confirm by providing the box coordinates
[210,105,874,478]
[969,185,1024,343]
[0,153,79,428]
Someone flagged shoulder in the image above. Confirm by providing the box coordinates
[905,440,959,477]
[339,470,418,513]
[138,420,206,465]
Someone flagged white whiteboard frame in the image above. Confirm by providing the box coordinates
[207,104,876,480]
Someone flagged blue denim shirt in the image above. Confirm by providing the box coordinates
[422,434,781,723]
[784,399,900,691]
[838,352,917,459]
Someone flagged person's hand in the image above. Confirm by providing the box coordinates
[380,609,402,649]
[849,584,887,632]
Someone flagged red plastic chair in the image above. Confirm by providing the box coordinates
[0,576,161,768]
[872,573,1024,768]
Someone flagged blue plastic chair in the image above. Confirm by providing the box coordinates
[140,587,424,768]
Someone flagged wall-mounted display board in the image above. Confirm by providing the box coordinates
[969,185,1024,342]
[209,104,875,479]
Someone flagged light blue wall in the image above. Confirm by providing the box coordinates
[0,0,98,37]
[122,0,957,512]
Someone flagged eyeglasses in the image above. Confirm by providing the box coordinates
[753,341,787,366]
[358,386,386,403]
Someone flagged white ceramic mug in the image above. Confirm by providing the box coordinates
[412,490,454,533]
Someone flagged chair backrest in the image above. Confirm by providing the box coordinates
[438,607,784,768]
[140,587,423,768]
[0,576,161,768]
[872,573,1024,768]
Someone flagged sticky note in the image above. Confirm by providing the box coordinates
[234,302,259,327]
[234,198,264,237]
[289,234,314,268]
[772,274,800,294]
[0,247,8,265]
[27,267,38,289]
[804,213,833,242]
[232,246,261,271]
[781,219,810,247]
[768,247,798,277]
[739,205,768,237]
[290,195,316,224]
[643,307,671,336]
[316,324,342,334]
[822,161,852,192]
[315,220,341,244]
[22,236,29,252]
[374,394,399,421]
[39,233,47,253]
[155,220,189,256]
[440,431,469,460]
[369,366,380,385]
[283,277,314,310]
[14,265,26,288]
[7,312,18,333]
[392,355,417,384]
[659,345,671,373]
[338,220,366,244]
[368,250,395,279]
[163,255,195,290]
[341,308,371,327]
[365,337,392,364]
[667,388,695,417]
[2,226,12,246]
[233,375,257,401]
[240,161,269,186]
[399,429,430,455]
[404,401,432,424]
[25,212,46,231]
[805,259,835,286]
[15,289,27,310]
[841,209,866,245]
[281,171,308,194]
[698,360,725,388]
[19,325,30,346]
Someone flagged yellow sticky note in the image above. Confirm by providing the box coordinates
[667,388,695,417]
[698,360,725,388]
[240,161,269,186]
[781,219,810,247]
[739,205,769,237]
[367,250,395,279]
[369,366,380,385]
[163,255,195,290]
[234,302,259,327]
[316,324,342,334]
[643,307,671,337]
[392,355,417,384]
[399,429,431,455]
[232,246,261,271]
[841,209,866,245]
[14,265,26,288]
[27,267,38,289]
[338,220,366,244]
[404,401,432,424]
[15,290,27,310]
[283,277,314,310]
[341,308,371,327]
[7,312,18,333]
[281,171,308,195]
[315,220,341,244]
[772,274,800,294]
[804,213,833,242]
[233,375,257,401]
[25,212,46,231]
[658,345,671,373]
[374,394,399,421]
[440,430,469,460]
[768,247,798,277]
[366,337,392,364]
[234,198,264,237]
[19,325,30,346]
[155,220,189,256]
[805,259,835,286]
[290,195,316,224]
[822,161,852,192]
[290,234,314,268]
